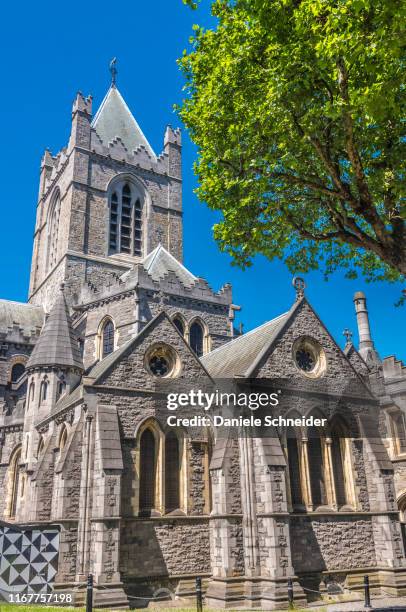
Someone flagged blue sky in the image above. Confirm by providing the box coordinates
[0,0,404,360]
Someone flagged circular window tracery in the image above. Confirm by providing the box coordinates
[149,355,170,377]
[293,337,326,378]
[145,344,179,378]
[296,348,315,372]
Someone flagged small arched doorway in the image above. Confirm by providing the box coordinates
[398,493,406,554]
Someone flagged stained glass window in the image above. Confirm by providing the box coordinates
[139,429,156,515]
[102,320,114,358]
[190,321,204,356]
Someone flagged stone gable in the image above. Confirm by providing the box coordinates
[95,313,211,389]
[255,299,370,396]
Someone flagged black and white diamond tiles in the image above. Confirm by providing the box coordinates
[0,525,59,595]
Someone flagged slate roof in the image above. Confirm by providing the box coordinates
[52,383,83,416]
[26,289,83,370]
[142,244,197,288]
[201,312,290,378]
[88,335,134,382]
[91,85,156,158]
[0,300,43,334]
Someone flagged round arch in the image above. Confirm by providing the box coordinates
[8,354,28,384]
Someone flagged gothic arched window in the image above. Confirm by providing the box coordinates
[139,428,156,515]
[9,447,22,518]
[27,380,35,408]
[165,431,180,513]
[11,363,25,383]
[109,182,142,256]
[37,436,45,458]
[307,427,327,508]
[78,337,85,357]
[331,434,347,507]
[173,316,185,337]
[56,377,66,401]
[59,426,68,451]
[392,412,406,455]
[190,320,204,356]
[286,427,303,508]
[101,319,115,358]
[48,192,61,271]
[39,378,48,404]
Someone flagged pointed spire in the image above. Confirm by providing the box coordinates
[91,84,156,158]
[26,284,83,371]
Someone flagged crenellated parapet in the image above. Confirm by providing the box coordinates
[73,259,232,314]
[38,147,69,202]
[383,356,406,382]
[72,91,93,116]
[89,127,180,178]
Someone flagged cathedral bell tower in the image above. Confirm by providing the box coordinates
[29,61,183,312]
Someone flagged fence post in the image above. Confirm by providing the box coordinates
[86,573,93,612]
[364,575,371,610]
[287,578,294,609]
[196,576,203,612]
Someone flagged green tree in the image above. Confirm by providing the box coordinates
[179,0,405,281]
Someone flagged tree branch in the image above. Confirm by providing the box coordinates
[336,57,390,245]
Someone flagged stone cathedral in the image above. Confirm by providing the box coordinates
[1,71,406,609]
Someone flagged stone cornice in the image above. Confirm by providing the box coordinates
[0,423,23,434]
[35,399,82,432]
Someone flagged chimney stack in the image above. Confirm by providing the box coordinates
[353,291,380,365]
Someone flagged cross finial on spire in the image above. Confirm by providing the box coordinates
[292,276,306,301]
[109,57,117,87]
[343,328,353,345]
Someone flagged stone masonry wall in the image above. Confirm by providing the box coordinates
[80,290,231,369]
[35,443,56,521]
[352,440,370,512]
[290,516,376,573]
[0,428,23,517]
[119,519,210,578]
[189,441,207,515]
[30,127,183,309]
[98,315,209,390]
[55,522,79,582]
[394,461,406,500]
[61,420,84,519]
[257,300,369,397]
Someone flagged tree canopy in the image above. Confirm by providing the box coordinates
[179,0,405,282]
